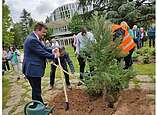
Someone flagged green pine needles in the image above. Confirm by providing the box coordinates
[82,12,135,97]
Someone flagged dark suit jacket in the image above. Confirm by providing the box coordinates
[22,32,55,78]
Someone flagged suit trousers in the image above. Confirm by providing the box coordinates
[27,77,43,103]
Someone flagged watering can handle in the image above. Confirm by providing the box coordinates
[24,100,45,115]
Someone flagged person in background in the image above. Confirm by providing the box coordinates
[76,27,95,86]
[2,47,10,74]
[139,27,145,47]
[7,45,22,80]
[121,22,134,39]
[120,21,136,69]
[49,46,75,90]
[51,38,59,48]
[2,49,6,74]
[22,22,60,107]
[147,25,155,47]
[45,40,51,48]
[71,34,77,52]
[132,25,141,49]
[112,22,136,69]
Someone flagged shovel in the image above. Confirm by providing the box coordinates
[57,57,69,111]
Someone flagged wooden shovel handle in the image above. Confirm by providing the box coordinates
[57,57,68,102]
[50,61,85,85]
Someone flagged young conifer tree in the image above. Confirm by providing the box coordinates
[82,12,135,99]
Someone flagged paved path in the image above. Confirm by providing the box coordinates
[3,72,155,115]
[128,75,155,115]
[2,71,82,115]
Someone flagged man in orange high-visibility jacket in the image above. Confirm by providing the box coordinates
[112,24,136,69]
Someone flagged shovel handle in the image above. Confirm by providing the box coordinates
[50,61,85,85]
[57,57,68,103]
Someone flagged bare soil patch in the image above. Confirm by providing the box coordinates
[49,89,153,115]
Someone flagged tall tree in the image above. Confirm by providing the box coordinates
[45,27,53,40]
[12,23,24,48]
[11,19,36,48]
[45,16,50,23]
[77,0,88,13]
[2,0,14,47]
[68,12,88,33]
[77,0,155,28]
[20,9,33,41]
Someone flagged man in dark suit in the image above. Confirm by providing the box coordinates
[22,23,59,105]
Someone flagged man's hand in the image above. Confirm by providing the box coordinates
[53,48,60,57]
[71,72,76,77]
[75,51,79,58]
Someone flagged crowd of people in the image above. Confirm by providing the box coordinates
[2,45,23,79]
[132,24,155,49]
[2,22,155,109]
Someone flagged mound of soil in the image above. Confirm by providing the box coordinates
[114,89,153,115]
[49,89,153,115]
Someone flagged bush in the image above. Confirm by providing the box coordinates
[136,47,155,64]
[84,75,105,97]
[84,62,135,97]
[136,47,155,56]
[142,55,149,64]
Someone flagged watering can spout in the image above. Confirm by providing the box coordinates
[24,100,54,115]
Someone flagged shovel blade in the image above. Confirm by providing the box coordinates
[64,102,69,111]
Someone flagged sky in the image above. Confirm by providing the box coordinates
[6,0,77,23]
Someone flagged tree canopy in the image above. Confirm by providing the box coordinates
[68,12,89,33]
[20,9,34,41]
[77,0,155,29]
[2,0,14,47]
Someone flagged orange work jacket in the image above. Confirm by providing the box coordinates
[112,24,136,53]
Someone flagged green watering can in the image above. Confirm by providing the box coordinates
[24,100,54,115]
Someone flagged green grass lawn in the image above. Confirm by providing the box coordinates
[133,63,155,75]
[2,76,10,109]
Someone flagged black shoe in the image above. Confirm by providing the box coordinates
[29,102,38,108]
[29,104,37,108]
[123,66,128,69]
[67,85,72,90]
[77,81,83,86]
[48,85,54,90]
[17,77,20,81]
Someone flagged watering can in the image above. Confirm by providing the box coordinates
[24,100,54,115]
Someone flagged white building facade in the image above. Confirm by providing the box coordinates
[47,2,93,36]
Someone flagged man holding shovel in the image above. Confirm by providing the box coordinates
[22,22,60,107]
[49,46,75,90]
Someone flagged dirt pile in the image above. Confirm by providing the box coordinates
[49,89,153,115]
[113,89,153,115]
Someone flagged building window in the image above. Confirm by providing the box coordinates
[60,12,63,19]
[63,6,66,10]
[66,5,68,10]
[72,3,74,8]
